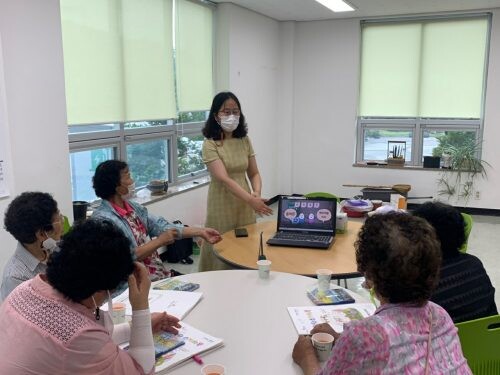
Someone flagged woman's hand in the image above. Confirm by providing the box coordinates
[151,312,181,334]
[310,323,341,341]
[292,336,321,375]
[248,196,273,216]
[199,228,222,244]
[128,262,151,311]
[158,228,178,246]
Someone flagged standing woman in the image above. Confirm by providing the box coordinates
[199,92,273,272]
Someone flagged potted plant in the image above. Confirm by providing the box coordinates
[436,139,490,202]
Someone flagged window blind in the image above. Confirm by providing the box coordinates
[359,17,488,118]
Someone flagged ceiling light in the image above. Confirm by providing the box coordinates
[315,0,355,13]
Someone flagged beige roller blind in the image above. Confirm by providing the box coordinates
[61,0,125,124]
[359,17,488,118]
[121,0,176,121]
[61,0,176,124]
[419,19,488,118]
[359,23,422,117]
[175,0,213,112]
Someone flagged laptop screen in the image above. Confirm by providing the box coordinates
[277,196,336,234]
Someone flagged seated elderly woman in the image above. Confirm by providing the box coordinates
[413,201,497,323]
[0,219,180,374]
[293,213,471,374]
[1,191,63,301]
[92,160,222,280]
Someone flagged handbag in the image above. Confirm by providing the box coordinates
[159,221,194,263]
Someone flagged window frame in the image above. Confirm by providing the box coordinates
[357,118,482,166]
[175,120,207,183]
[356,13,491,166]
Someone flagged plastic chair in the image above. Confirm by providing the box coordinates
[62,215,71,235]
[459,212,473,253]
[455,315,500,374]
[304,192,340,203]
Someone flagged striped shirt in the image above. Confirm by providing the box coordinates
[1,242,46,301]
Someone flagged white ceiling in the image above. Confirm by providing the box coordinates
[210,0,500,21]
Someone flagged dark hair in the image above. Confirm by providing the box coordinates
[412,201,466,259]
[356,213,441,305]
[93,160,128,200]
[4,192,59,244]
[202,91,248,140]
[47,219,134,302]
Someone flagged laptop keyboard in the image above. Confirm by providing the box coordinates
[274,232,330,242]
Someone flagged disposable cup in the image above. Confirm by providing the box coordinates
[201,364,226,375]
[316,269,333,294]
[111,302,126,324]
[256,260,272,279]
[311,332,334,362]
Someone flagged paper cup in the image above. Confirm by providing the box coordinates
[316,269,333,294]
[111,302,126,324]
[201,364,226,375]
[256,260,272,279]
[311,332,334,362]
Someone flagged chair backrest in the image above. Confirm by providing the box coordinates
[459,212,473,253]
[455,314,500,374]
[304,192,340,203]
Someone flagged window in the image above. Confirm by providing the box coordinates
[61,0,213,201]
[356,15,490,165]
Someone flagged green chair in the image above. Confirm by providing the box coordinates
[62,215,71,235]
[455,315,500,374]
[304,192,340,203]
[459,212,473,253]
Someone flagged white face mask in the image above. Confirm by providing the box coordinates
[219,115,239,132]
[92,290,115,334]
[121,182,136,200]
[41,234,60,263]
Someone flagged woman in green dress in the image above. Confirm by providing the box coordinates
[199,92,273,271]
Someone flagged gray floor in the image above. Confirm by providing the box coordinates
[164,205,500,308]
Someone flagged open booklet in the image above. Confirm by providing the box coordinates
[103,289,203,320]
[287,303,376,335]
[154,322,223,374]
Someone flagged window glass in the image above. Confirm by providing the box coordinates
[363,129,412,162]
[177,134,205,178]
[423,130,476,157]
[126,139,170,188]
[70,147,116,201]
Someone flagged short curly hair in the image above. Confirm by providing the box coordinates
[412,201,465,259]
[356,213,441,306]
[202,91,248,140]
[4,192,59,244]
[92,160,128,200]
[47,219,134,302]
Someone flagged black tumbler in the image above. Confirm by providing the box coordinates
[72,201,89,223]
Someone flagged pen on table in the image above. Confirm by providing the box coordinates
[192,354,203,365]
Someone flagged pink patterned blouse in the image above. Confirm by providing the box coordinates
[318,301,472,374]
[111,201,170,281]
[0,275,152,374]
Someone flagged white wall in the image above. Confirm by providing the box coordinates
[290,11,500,208]
[0,0,72,272]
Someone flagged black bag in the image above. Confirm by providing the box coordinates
[160,221,193,263]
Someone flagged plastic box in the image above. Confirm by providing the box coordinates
[361,188,408,202]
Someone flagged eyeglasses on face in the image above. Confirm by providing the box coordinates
[218,109,240,116]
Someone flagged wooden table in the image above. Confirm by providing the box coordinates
[213,220,363,279]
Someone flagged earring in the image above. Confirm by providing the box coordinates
[91,296,100,321]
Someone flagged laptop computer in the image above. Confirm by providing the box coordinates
[266,196,336,249]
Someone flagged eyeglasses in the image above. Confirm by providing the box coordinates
[218,109,240,116]
[52,213,64,226]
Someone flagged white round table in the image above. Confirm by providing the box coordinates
[162,270,366,375]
